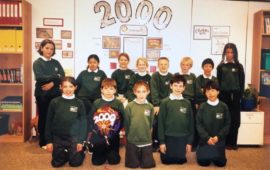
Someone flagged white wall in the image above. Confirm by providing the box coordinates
[29,0,270,116]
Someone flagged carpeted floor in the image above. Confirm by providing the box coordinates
[0,141,270,170]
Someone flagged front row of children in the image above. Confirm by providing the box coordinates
[45,74,230,168]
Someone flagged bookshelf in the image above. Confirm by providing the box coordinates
[0,0,31,142]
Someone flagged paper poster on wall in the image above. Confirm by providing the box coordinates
[102,36,121,49]
[123,37,144,69]
[212,26,230,36]
[211,37,229,55]
[146,50,160,61]
[193,25,211,40]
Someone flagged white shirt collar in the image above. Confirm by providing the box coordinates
[41,56,51,61]
[134,99,148,104]
[102,95,115,101]
[169,93,184,100]
[138,71,147,76]
[179,70,190,75]
[207,99,219,106]
[62,94,75,99]
[88,68,98,73]
[203,73,213,79]
[158,71,169,76]
[224,60,235,64]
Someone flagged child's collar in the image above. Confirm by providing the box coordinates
[62,94,75,99]
[203,73,213,79]
[102,95,115,101]
[169,93,184,100]
[41,56,51,61]
[179,70,190,75]
[134,99,148,104]
[158,71,169,76]
[138,71,147,76]
[207,99,219,106]
[88,68,98,73]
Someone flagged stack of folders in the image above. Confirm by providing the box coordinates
[0,29,23,53]
[265,17,270,34]
[0,96,22,112]
[0,1,22,25]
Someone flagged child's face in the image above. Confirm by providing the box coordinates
[118,56,129,69]
[205,88,219,102]
[137,60,147,72]
[203,64,213,76]
[101,86,116,99]
[225,48,234,62]
[60,81,76,97]
[158,59,169,73]
[41,43,54,59]
[88,58,99,71]
[170,82,185,96]
[134,85,149,101]
[181,62,191,74]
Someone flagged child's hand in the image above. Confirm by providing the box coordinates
[186,144,192,152]
[46,143,53,152]
[212,136,218,144]
[41,82,54,91]
[154,107,160,115]
[160,144,166,154]
[77,144,83,152]
[207,138,215,145]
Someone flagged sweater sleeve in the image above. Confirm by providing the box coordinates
[158,100,166,144]
[124,104,131,136]
[217,104,231,141]
[78,101,87,143]
[239,63,245,95]
[33,60,59,85]
[150,73,160,106]
[126,74,136,102]
[196,106,210,143]
[52,61,65,87]
[187,102,194,144]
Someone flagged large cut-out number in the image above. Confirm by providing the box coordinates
[94,1,116,28]
[153,6,172,30]
[135,0,153,25]
[115,0,132,23]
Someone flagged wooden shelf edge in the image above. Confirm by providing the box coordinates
[0,134,23,143]
[0,110,22,113]
[0,52,23,55]
[0,25,22,28]
[0,83,23,86]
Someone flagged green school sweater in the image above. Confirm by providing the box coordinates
[45,96,87,143]
[76,70,107,101]
[158,97,194,144]
[196,75,218,104]
[111,69,134,95]
[33,58,65,96]
[196,101,231,143]
[124,101,154,145]
[217,62,245,94]
[175,72,198,100]
[150,72,173,106]
[126,73,152,102]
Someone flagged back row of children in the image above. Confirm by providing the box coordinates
[33,39,244,168]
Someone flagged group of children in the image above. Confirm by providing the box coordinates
[33,39,245,168]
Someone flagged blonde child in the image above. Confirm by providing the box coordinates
[125,81,155,168]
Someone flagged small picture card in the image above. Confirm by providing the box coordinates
[102,36,121,49]
[110,62,117,69]
[147,38,163,50]
[67,43,72,48]
[36,28,53,38]
[35,42,41,49]
[146,50,160,61]
[61,30,72,39]
[109,49,120,58]
[62,51,73,58]
[150,66,157,73]
[193,25,211,40]
[53,40,62,50]
[43,18,64,27]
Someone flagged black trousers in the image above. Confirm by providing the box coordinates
[79,98,93,131]
[219,90,241,147]
[125,143,155,168]
[36,95,57,147]
[152,115,159,149]
[91,134,121,165]
[188,99,198,149]
[51,136,85,167]
[196,140,227,167]
[160,136,188,164]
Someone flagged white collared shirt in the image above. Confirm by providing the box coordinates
[138,71,147,76]
[203,73,213,79]
[102,95,115,102]
[158,71,169,76]
[207,99,219,106]
[88,68,98,73]
[62,94,75,99]
[134,99,148,104]
[179,70,191,75]
[169,93,184,100]
[224,60,235,64]
[41,56,51,61]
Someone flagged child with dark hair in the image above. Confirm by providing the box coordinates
[196,80,231,167]
[45,76,87,167]
[33,39,65,147]
[158,74,194,164]
[124,80,155,168]
[196,58,218,105]
[217,43,245,150]
[89,78,124,166]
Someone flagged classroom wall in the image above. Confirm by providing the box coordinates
[28,0,270,116]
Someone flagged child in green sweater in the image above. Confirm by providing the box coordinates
[45,76,87,167]
[158,74,194,164]
[124,80,155,168]
[196,80,231,167]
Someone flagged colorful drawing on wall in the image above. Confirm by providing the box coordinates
[193,25,211,40]
[110,62,117,69]
[109,49,120,58]
[102,36,121,49]
[53,40,62,50]
[147,38,163,50]
[61,30,72,39]
[62,51,73,58]
[146,50,160,61]
[150,66,157,73]
[36,28,53,38]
